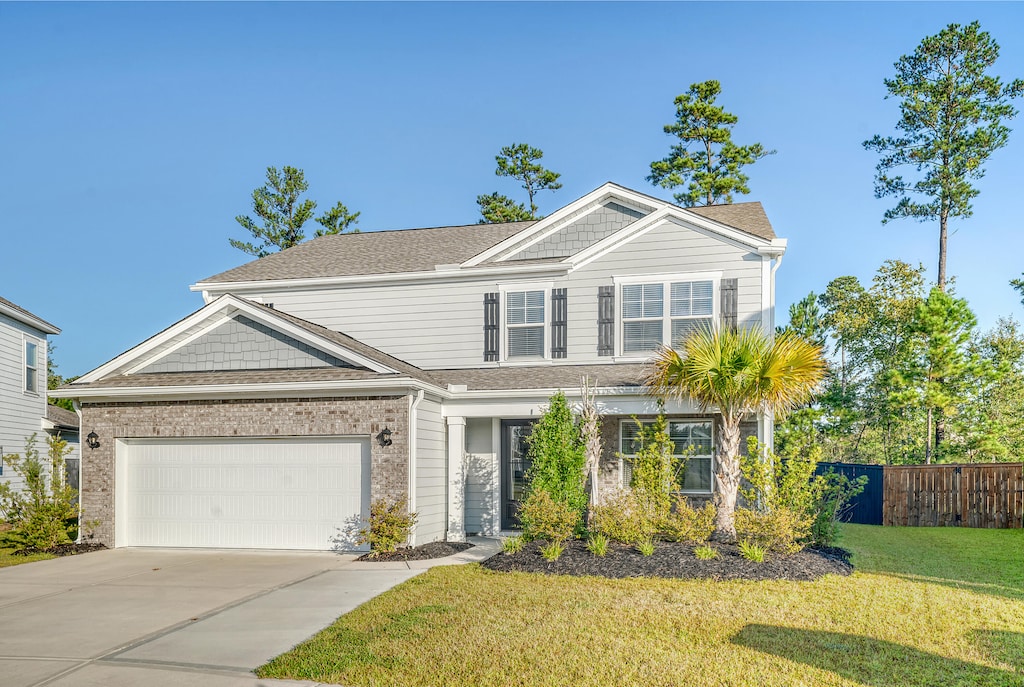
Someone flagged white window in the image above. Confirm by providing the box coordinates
[620,278,715,354]
[620,419,713,493]
[506,290,545,358]
[24,340,38,393]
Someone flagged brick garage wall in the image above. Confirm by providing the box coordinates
[79,395,409,547]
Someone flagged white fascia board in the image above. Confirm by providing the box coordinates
[757,238,788,258]
[460,183,664,267]
[0,302,60,335]
[76,294,397,384]
[50,377,446,403]
[191,263,570,295]
[442,390,705,418]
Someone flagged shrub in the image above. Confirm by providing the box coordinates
[502,535,525,555]
[519,490,580,543]
[0,434,79,552]
[540,540,565,561]
[358,496,417,555]
[625,415,679,520]
[525,391,588,529]
[635,538,655,556]
[589,490,657,544]
[662,497,716,544]
[738,539,767,563]
[694,544,719,560]
[734,506,810,554]
[811,471,868,546]
[586,533,608,556]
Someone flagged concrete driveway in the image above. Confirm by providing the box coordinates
[0,548,424,686]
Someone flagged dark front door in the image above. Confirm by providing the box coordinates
[501,420,535,530]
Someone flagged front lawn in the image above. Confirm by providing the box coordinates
[259,524,1024,686]
[0,547,54,568]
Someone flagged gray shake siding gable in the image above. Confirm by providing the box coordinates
[79,396,412,548]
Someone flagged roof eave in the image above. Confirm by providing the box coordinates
[0,301,60,335]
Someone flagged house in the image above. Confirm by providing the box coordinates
[0,297,73,491]
[53,183,787,551]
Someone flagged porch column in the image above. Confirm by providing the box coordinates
[446,416,467,542]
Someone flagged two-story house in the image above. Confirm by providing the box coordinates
[53,183,786,551]
[1,297,79,493]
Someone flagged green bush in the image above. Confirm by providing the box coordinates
[694,544,719,560]
[734,506,810,554]
[738,539,767,563]
[358,496,417,555]
[635,538,655,556]
[811,472,868,546]
[661,497,716,544]
[525,391,588,530]
[0,434,79,552]
[501,535,524,555]
[589,490,657,544]
[519,490,580,543]
[586,533,608,556]
[625,415,679,520]
[540,540,565,561]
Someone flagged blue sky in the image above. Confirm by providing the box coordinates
[2,2,1023,377]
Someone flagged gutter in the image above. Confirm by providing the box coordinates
[73,400,84,544]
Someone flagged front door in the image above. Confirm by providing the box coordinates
[500,420,534,530]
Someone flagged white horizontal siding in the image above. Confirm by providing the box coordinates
[464,418,497,535]
[0,312,50,493]
[415,398,446,543]
[247,216,766,369]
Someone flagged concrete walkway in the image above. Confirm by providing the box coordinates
[0,538,499,687]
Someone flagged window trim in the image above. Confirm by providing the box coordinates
[618,417,715,495]
[498,282,554,362]
[23,334,42,395]
[613,271,722,360]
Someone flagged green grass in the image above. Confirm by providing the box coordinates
[258,524,1024,686]
[0,546,54,568]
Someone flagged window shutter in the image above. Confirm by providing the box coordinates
[483,292,499,361]
[597,285,615,356]
[720,278,738,331]
[550,288,567,359]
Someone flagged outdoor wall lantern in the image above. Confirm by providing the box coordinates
[376,427,393,447]
[86,432,100,449]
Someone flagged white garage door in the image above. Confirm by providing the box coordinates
[117,436,371,551]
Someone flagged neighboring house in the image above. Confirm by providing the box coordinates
[0,296,62,492]
[53,183,787,551]
[42,404,81,494]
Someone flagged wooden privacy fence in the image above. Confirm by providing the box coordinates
[882,463,1024,528]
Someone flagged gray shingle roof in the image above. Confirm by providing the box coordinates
[200,221,535,284]
[686,202,775,240]
[45,404,79,428]
[0,296,60,333]
[432,363,649,391]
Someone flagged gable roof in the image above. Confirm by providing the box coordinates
[0,296,60,335]
[45,404,80,429]
[199,221,535,284]
[687,202,774,241]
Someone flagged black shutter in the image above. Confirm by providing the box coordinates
[484,292,500,361]
[550,288,567,359]
[720,278,738,331]
[597,285,615,356]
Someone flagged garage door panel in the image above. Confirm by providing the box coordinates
[120,437,370,551]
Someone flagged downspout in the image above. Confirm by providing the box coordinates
[72,400,84,544]
[766,253,784,451]
[769,254,783,335]
[407,389,424,545]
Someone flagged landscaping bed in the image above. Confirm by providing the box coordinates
[483,539,852,581]
[356,541,474,562]
[13,542,107,557]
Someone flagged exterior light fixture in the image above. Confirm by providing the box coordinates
[86,432,100,449]
[376,427,393,447]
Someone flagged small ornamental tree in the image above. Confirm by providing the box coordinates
[524,391,587,527]
[625,415,679,520]
[0,434,79,551]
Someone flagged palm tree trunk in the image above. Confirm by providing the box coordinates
[711,417,742,542]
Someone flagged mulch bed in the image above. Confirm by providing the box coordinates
[356,541,474,562]
[482,539,853,581]
[14,542,108,557]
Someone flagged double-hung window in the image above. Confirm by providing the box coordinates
[621,278,715,354]
[620,419,714,493]
[24,340,38,393]
[506,290,545,358]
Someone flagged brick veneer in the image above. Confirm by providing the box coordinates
[79,395,409,547]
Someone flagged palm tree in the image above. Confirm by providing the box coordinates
[645,326,826,541]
